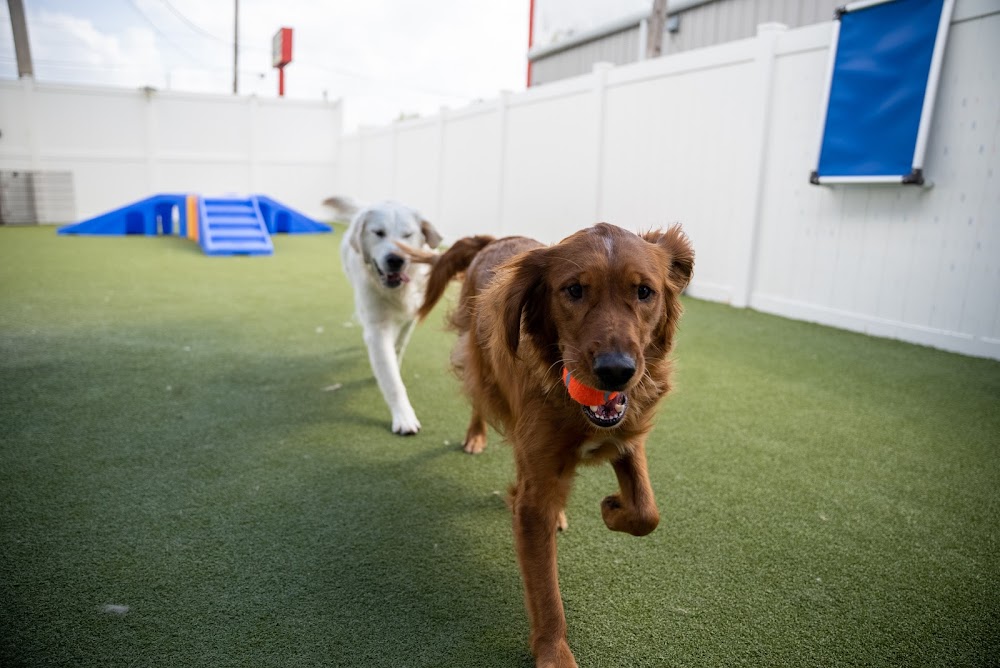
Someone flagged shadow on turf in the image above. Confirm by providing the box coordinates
[303,346,534,665]
[302,455,531,667]
[1,323,534,667]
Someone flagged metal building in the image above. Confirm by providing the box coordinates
[529,0,842,86]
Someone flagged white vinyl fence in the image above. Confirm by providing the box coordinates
[335,2,1000,360]
[0,79,342,222]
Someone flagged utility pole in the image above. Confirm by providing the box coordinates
[7,0,33,77]
[526,0,536,87]
[646,0,668,59]
[232,0,239,94]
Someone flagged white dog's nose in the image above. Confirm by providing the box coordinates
[386,253,405,272]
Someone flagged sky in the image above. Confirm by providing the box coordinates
[0,0,651,131]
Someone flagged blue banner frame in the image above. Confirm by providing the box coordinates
[811,0,954,185]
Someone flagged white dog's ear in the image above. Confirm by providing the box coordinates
[420,218,443,249]
[349,212,369,256]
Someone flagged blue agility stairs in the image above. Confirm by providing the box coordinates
[58,193,332,256]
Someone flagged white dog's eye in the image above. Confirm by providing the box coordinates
[402,232,413,239]
[373,229,386,238]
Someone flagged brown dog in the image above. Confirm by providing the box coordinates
[417,223,694,667]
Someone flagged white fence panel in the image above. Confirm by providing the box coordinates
[934,10,1000,345]
[156,95,251,162]
[356,129,395,204]
[751,9,1000,358]
[35,86,147,156]
[503,86,598,240]
[439,106,504,241]
[336,135,363,202]
[0,80,342,222]
[393,120,442,220]
[602,43,759,304]
[254,99,339,163]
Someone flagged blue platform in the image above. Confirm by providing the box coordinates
[58,193,190,236]
[58,193,332,257]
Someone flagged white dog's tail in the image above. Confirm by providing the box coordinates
[322,196,360,220]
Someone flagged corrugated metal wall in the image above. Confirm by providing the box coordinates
[532,0,841,85]
[532,29,641,86]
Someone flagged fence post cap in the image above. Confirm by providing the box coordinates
[756,22,788,36]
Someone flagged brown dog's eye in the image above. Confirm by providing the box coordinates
[637,285,654,301]
[565,284,584,301]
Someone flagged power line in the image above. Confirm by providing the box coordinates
[121,0,210,65]
[156,0,273,56]
[0,55,265,77]
[156,0,231,46]
[297,62,474,100]
[26,2,479,102]
[0,56,148,72]
[149,0,473,99]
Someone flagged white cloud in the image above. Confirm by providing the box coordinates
[11,9,168,89]
[2,0,532,130]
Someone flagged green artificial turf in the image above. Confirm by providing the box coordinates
[1,226,998,667]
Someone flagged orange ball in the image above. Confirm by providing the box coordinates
[562,367,619,406]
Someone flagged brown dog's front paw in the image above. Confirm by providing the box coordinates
[535,639,577,668]
[601,493,627,532]
[462,432,487,454]
[601,494,658,536]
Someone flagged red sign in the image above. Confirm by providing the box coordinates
[272,27,293,68]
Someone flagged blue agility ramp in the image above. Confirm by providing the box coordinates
[255,195,332,234]
[199,196,273,256]
[59,193,331,256]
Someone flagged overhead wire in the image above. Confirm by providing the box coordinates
[153,0,272,57]
[0,55,264,77]
[155,0,233,46]
[148,0,474,99]
[121,0,210,65]
[31,2,479,102]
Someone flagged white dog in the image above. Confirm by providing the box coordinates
[325,197,443,435]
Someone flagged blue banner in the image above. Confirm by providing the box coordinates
[814,0,948,184]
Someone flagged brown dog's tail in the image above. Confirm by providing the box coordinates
[416,235,495,321]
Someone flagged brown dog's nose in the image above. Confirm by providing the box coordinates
[593,352,636,390]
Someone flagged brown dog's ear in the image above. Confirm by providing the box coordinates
[420,218,443,249]
[500,248,550,355]
[644,224,694,292]
[644,225,694,353]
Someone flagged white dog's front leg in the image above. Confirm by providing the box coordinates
[395,319,417,365]
[364,325,421,435]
